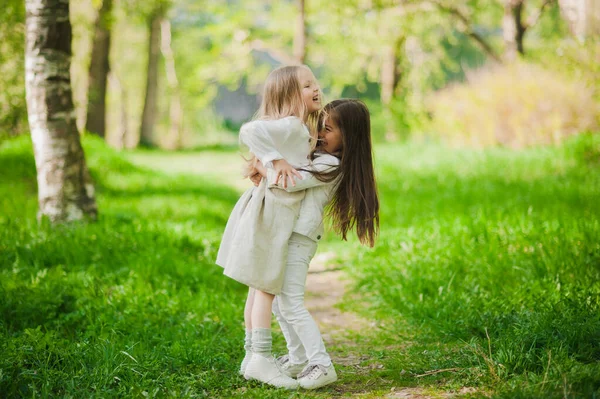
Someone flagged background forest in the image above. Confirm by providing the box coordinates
[2,0,599,148]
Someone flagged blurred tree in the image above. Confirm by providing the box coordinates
[502,0,555,61]
[109,72,129,149]
[160,18,183,149]
[25,0,97,222]
[294,0,307,64]
[380,35,405,107]
[85,0,113,137]
[559,0,600,40]
[503,0,526,60]
[0,0,26,138]
[430,1,503,63]
[140,4,167,147]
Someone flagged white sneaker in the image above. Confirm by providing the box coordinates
[276,354,308,378]
[244,353,299,390]
[298,363,337,390]
[239,351,253,378]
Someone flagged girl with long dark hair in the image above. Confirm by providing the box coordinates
[249,99,379,389]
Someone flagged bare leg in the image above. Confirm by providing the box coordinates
[240,288,256,375]
[252,289,275,329]
[244,289,299,388]
[245,288,255,330]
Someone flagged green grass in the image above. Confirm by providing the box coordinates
[338,134,600,398]
[0,137,306,398]
[1,133,599,398]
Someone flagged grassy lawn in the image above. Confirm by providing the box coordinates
[1,134,599,398]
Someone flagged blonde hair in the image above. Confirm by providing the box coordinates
[243,65,322,176]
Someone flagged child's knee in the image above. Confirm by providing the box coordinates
[278,296,306,321]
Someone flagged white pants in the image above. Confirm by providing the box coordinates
[272,233,331,366]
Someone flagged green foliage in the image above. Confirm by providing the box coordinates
[6,0,595,148]
[0,0,26,138]
[427,62,599,148]
[340,134,600,397]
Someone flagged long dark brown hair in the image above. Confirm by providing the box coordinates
[310,99,380,247]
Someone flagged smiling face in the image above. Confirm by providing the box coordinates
[318,114,343,155]
[297,67,321,115]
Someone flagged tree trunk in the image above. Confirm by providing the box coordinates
[25,0,97,222]
[109,71,128,149]
[293,0,306,64]
[85,0,112,138]
[559,0,600,40]
[139,10,162,147]
[380,36,405,142]
[160,19,183,150]
[503,0,526,61]
[380,36,404,107]
[434,3,503,63]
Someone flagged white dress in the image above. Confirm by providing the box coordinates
[216,117,311,294]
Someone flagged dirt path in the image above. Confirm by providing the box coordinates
[305,251,370,346]
[305,252,476,399]
[305,251,393,397]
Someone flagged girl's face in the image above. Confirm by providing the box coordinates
[298,67,321,114]
[318,116,343,155]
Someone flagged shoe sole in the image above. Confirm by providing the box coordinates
[300,375,338,390]
[244,370,298,389]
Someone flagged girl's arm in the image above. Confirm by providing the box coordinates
[239,117,305,168]
[267,154,340,192]
[249,155,302,188]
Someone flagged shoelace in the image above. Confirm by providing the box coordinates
[297,364,328,379]
[268,356,289,375]
[276,354,290,367]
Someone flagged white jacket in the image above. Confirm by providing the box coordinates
[239,116,311,169]
[267,153,340,242]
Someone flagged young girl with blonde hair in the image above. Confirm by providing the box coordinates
[216,65,322,389]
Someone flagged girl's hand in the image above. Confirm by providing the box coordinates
[249,172,262,186]
[253,159,267,178]
[272,159,302,189]
[248,159,267,187]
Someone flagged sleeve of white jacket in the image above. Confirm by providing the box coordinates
[239,117,303,169]
[267,154,340,192]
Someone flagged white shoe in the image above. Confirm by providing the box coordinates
[276,354,308,378]
[298,363,337,390]
[239,351,253,378]
[244,353,299,390]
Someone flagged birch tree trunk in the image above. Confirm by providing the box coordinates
[160,19,183,150]
[293,0,306,64]
[109,71,128,149]
[559,0,600,40]
[25,0,98,222]
[85,0,112,138]
[139,10,162,147]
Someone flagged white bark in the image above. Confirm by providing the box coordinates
[25,0,97,222]
[559,0,600,40]
[293,0,306,64]
[139,11,162,147]
[160,19,183,149]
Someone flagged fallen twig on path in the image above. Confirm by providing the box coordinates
[414,367,460,378]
